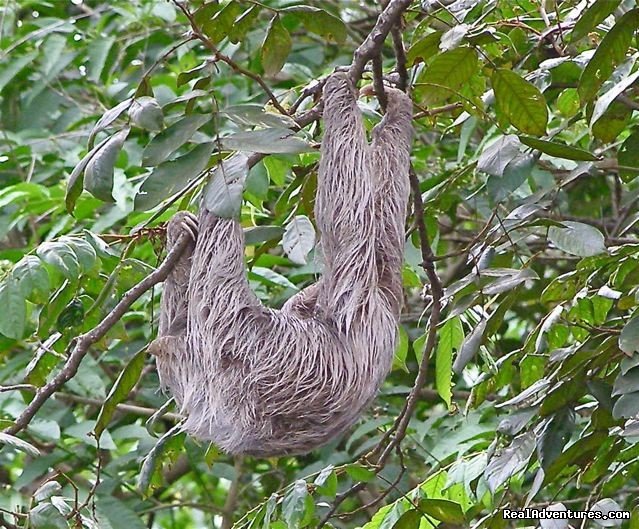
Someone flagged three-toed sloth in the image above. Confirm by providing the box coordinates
[151,72,413,456]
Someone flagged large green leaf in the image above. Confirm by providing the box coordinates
[406,30,442,65]
[84,127,130,202]
[12,255,50,303]
[202,152,249,218]
[519,136,599,161]
[578,8,639,102]
[142,114,210,166]
[620,317,639,354]
[492,69,548,135]
[283,6,347,44]
[135,142,214,210]
[282,215,316,265]
[548,221,607,257]
[571,0,622,42]
[221,128,311,154]
[262,15,291,76]
[618,131,639,182]
[128,96,163,131]
[416,46,478,104]
[484,432,535,492]
[201,1,242,43]
[436,316,464,407]
[95,348,147,437]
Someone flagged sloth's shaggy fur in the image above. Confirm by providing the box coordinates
[152,73,413,456]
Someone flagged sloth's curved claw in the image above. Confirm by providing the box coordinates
[167,211,198,244]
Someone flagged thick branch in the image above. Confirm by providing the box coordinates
[3,233,193,436]
[349,0,413,84]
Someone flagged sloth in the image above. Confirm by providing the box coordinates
[150,72,413,456]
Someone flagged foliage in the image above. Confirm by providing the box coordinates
[1,0,639,528]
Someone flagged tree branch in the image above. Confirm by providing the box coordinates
[349,0,413,84]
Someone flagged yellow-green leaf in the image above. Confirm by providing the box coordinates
[492,69,548,136]
[262,15,291,77]
[578,8,639,103]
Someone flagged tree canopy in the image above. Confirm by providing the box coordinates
[1,0,639,528]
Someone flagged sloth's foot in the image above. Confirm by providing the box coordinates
[167,211,198,246]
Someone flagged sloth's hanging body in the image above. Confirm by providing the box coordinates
[152,73,413,456]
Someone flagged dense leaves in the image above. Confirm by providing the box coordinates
[2,1,639,528]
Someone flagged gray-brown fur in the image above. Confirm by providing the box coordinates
[153,73,413,456]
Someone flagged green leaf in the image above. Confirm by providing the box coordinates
[613,367,639,396]
[142,114,210,166]
[203,152,249,218]
[282,480,308,529]
[591,68,639,126]
[487,153,536,201]
[613,391,639,419]
[262,15,292,77]
[492,69,548,135]
[228,5,261,44]
[88,98,132,149]
[33,481,62,502]
[87,36,115,82]
[578,8,639,103]
[59,236,98,272]
[244,226,284,246]
[571,0,622,42]
[84,127,130,202]
[37,241,81,279]
[519,136,599,161]
[345,464,376,482]
[96,496,148,529]
[283,6,347,44]
[202,1,243,43]
[95,348,147,437]
[416,46,478,104]
[314,465,337,497]
[135,142,214,211]
[538,408,575,469]
[222,104,296,128]
[440,23,470,51]
[618,131,639,182]
[282,215,316,265]
[28,503,67,529]
[392,509,422,529]
[0,51,38,92]
[548,221,607,257]
[556,87,580,117]
[436,316,464,407]
[12,255,50,303]
[137,424,183,495]
[393,325,409,372]
[56,298,85,330]
[620,317,639,354]
[0,432,40,457]
[453,317,486,373]
[65,135,111,214]
[484,432,535,492]
[418,498,466,524]
[221,128,311,154]
[128,96,163,131]
[406,31,442,65]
